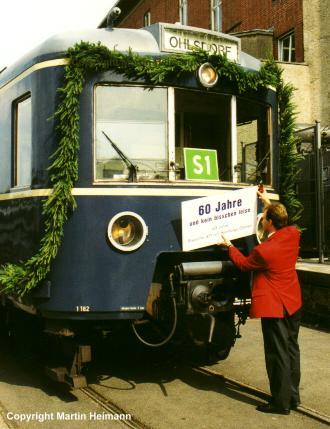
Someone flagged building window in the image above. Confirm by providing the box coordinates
[278,31,296,62]
[211,0,222,32]
[179,0,188,25]
[13,95,32,188]
[143,11,151,27]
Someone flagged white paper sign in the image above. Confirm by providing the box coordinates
[181,187,258,251]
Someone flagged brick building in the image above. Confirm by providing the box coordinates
[106,0,304,62]
[100,0,329,129]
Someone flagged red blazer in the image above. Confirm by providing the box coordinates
[229,226,302,318]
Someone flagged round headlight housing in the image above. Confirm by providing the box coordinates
[198,63,218,88]
[108,212,148,252]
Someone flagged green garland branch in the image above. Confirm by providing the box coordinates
[0,42,300,296]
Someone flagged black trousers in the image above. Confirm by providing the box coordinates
[261,309,301,409]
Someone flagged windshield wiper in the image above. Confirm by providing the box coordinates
[102,131,138,182]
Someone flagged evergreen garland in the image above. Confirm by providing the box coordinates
[0,42,300,296]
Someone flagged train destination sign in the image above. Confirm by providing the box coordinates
[181,186,258,251]
[184,148,219,181]
[161,25,239,62]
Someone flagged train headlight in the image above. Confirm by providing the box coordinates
[198,63,218,88]
[108,212,148,252]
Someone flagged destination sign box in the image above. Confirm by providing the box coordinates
[181,186,258,251]
[161,24,240,62]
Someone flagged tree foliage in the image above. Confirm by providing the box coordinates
[263,60,303,223]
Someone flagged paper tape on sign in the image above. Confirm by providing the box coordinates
[181,186,258,251]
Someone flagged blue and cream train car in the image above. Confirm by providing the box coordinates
[0,13,279,382]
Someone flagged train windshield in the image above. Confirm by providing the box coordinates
[95,85,168,181]
[174,89,231,181]
[94,85,271,184]
[236,98,271,185]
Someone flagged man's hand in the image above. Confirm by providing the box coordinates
[217,233,233,248]
[257,188,271,207]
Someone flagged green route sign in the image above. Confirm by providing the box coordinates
[183,148,219,181]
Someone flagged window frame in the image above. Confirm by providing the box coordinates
[278,31,296,62]
[179,0,188,26]
[12,93,32,190]
[93,84,169,183]
[93,84,273,187]
[235,97,273,186]
[210,0,222,32]
[173,88,233,183]
[143,10,151,27]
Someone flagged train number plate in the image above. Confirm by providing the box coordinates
[75,306,90,312]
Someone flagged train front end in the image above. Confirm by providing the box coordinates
[0,19,279,376]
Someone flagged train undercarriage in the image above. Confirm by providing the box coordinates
[0,259,250,388]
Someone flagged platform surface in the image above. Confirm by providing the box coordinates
[213,318,330,419]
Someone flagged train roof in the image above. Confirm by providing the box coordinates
[0,24,260,89]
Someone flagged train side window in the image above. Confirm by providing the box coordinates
[95,85,168,182]
[174,89,231,181]
[236,99,271,185]
[13,95,32,188]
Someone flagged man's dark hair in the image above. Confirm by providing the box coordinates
[265,203,288,229]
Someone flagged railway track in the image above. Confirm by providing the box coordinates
[80,362,330,428]
[194,365,330,426]
[80,386,150,429]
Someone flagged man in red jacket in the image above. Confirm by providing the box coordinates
[218,191,302,415]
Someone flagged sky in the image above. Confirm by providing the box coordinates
[0,0,116,70]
